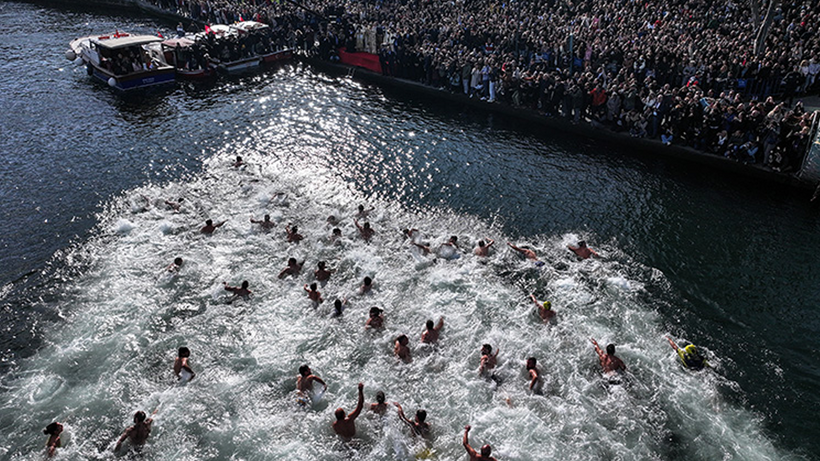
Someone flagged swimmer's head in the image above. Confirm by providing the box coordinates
[426,319,434,329]
[334,299,343,311]
[241,280,249,289]
[606,344,616,355]
[332,228,341,236]
[684,344,698,356]
[236,156,242,162]
[450,235,458,243]
[481,445,492,457]
[205,219,213,226]
[174,257,183,266]
[335,408,346,420]
[578,240,587,247]
[43,422,63,436]
[327,215,336,222]
[291,225,298,233]
[299,365,310,376]
[358,204,365,213]
[264,214,270,221]
[134,411,146,423]
[370,307,383,317]
[526,357,537,369]
[363,222,371,229]
[416,409,427,422]
[542,301,551,310]
[376,391,385,404]
[363,276,372,286]
[178,347,190,358]
[288,257,297,265]
[309,283,317,291]
[318,261,326,269]
[397,334,408,345]
[481,344,492,355]
[478,240,485,247]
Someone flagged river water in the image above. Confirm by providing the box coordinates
[1,2,818,460]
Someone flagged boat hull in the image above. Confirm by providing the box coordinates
[89,64,175,90]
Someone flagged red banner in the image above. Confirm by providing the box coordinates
[338,48,382,74]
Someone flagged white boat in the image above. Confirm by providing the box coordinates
[67,32,175,91]
[199,22,292,73]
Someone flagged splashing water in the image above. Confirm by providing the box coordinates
[0,140,804,461]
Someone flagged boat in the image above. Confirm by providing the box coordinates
[161,37,216,80]
[67,32,175,91]
[199,22,292,73]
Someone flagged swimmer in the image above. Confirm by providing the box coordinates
[359,276,373,295]
[412,242,433,255]
[370,391,388,415]
[526,357,543,393]
[667,336,708,370]
[331,298,347,317]
[507,242,543,265]
[114,409,157,452]
[442,235,459,249]
[233,155,245,168]
[304,283,324,305]
[250,214,275,230]
[330,227,342,243]
[421,317,444,344]
[354,219,375,242]
[355,204,374,218]
[402,228,421,241]
[224,280,252,301]
[463,425,497,461]
[365,307,384,329]
[474,238,495,256]
[479,344,499,377]
[327,215,340,226]
[332,382,364,441]
[278,258,304,279]
[173,347,196,382]
[285,224,303,243]
[166,257,184,274]
[164,197,183,211]
[200,219,226,234]
[43,422,63,458]
[591,339,627,374]
[395,334,412,362]
[394,402,430,438]
[297,364,327,395]
[568,240,600,259]
[314,261,335,282]
[530,294,555,322]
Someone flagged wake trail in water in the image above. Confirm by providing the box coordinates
[0,147,805,461]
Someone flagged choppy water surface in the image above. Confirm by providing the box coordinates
[1,2,819,460]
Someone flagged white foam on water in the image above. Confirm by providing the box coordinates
[0,148,804,461]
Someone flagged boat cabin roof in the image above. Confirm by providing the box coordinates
[233,21,269,32]
[162,37,196,48]
[92,35,163,50]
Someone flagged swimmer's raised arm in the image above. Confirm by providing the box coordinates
[463,426,477,457]
[349,383,365,420]
[590,338,605,360]
[666,336,680,351]
[393,402,413,427]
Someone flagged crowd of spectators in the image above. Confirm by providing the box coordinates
[146,0,819,172]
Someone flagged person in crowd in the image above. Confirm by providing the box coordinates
[278,257,303,278]
[463,425,497,461]
[371,391,388,415]
[304,283,323,305]
[474,238,495,256]
[366,307,384,329]
[394,334,412,362]
[666,336,708,370]
[233,156,245,168]
[354,219,375,242]
[507,242,544,266]
[591,338,627,375]
[224,280,252,302]
[314,261,334,282]
[297,364,327,395]
[332,382,364,441]
[530,294,555,322]
[174,347,196,382]
[526,357,543,393]
[200,219,226,234]
[285,224,303,243]
[355,204,374,218]
[359,276,373,295]
[250,214,275,230]
[568,240,599,259]
[166,257,184,274]
[114,410,157,452]
[43,422,63,458]
[421,317,444,344]
[479,344,499,377]
[394,402,430,438]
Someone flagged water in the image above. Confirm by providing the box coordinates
[1,2,819,460]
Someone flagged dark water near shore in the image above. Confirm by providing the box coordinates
[1,2,819,460]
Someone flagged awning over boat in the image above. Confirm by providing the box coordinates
[93,35,163,50]
[162,38,196,48]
